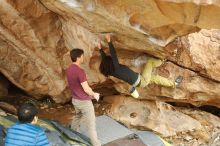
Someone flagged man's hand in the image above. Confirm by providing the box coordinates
[105,34,111,42]
[98,41,102,50]
[93,92,100,101]
[81,81,99,100]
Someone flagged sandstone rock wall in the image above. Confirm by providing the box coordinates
[0,0,219,107]
[0,0,69,102]
[104,95,220,145]
[0,0,220,145]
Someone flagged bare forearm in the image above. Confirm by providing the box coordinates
[84,87,95,97]
[81,81,99,101]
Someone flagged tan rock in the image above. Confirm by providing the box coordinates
[208,132,220,146]
[104,95,202,137]
[104,95,220,145]
[165,29,220,81]
[0,1,218,145]
[0,0,219,108]
[166,107,220,145]
[98,55,220,108]
[0,0,69,102]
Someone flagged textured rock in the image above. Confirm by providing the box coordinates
[165,29,220,81]
[0,0,219,109]
[0,1,220,145]
[208,132,220,146]
[0,0,70,102]
[0,102,17,114]
[175,108,220,145]
[104,95,202,137]
[104,95,220,144]
[106,59,220,108]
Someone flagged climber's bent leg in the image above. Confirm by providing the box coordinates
[141,60,153,84]
[149,57,164,68]
[141,57,164,84]
[150,75,175,88]
[130,57,166,97]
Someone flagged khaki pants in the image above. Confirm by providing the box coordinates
[71,99,101,146]
[138,58,175,88]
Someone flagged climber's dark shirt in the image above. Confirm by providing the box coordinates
[99,42,139,85]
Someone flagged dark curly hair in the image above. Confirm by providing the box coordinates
[70,49,84,62]
[99,56,115,77]
[18,103,38,123]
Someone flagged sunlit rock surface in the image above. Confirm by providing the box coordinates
[0,0,219,106]
[104,95,220,145]
[104,95,202,137]
[0,0,70,102]
[0,0,220,145]
[165,29,220,81]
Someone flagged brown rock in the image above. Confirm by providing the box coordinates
[0,75,9,98]
[104,95,220,145]
[102,56,220,108]
[0,0,219,109]
[165,29,220,81]
[168,107,220,145]
[105,95,202,137]
[0,0,70,102]
[0,102,17,114]
[0,108,7,116]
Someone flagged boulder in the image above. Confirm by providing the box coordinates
[104,95,202,137]
[104,95,220,145]
[0,0,219,109]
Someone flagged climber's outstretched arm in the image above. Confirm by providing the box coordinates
[98,41,107,59]
[105,34,120,68]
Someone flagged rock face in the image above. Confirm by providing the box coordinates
[0,0,70,102]
[0,1,220,105]
[165,29,220,81]
[0,0,220,145]
[104,95,202,137]
[104,95,220,145]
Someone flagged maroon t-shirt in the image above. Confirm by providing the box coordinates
[66,64,92,100]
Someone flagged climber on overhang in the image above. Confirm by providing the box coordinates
[98,34,183,98]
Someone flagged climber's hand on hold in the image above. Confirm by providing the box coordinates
[105,34,111,43]
[98,41,102,50]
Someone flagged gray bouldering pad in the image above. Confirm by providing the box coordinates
[46,131,67,146]
[51,121,91,145]
[80,115,134,145]
[135,131,165,146]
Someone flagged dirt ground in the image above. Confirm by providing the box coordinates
[0,95,111,125]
